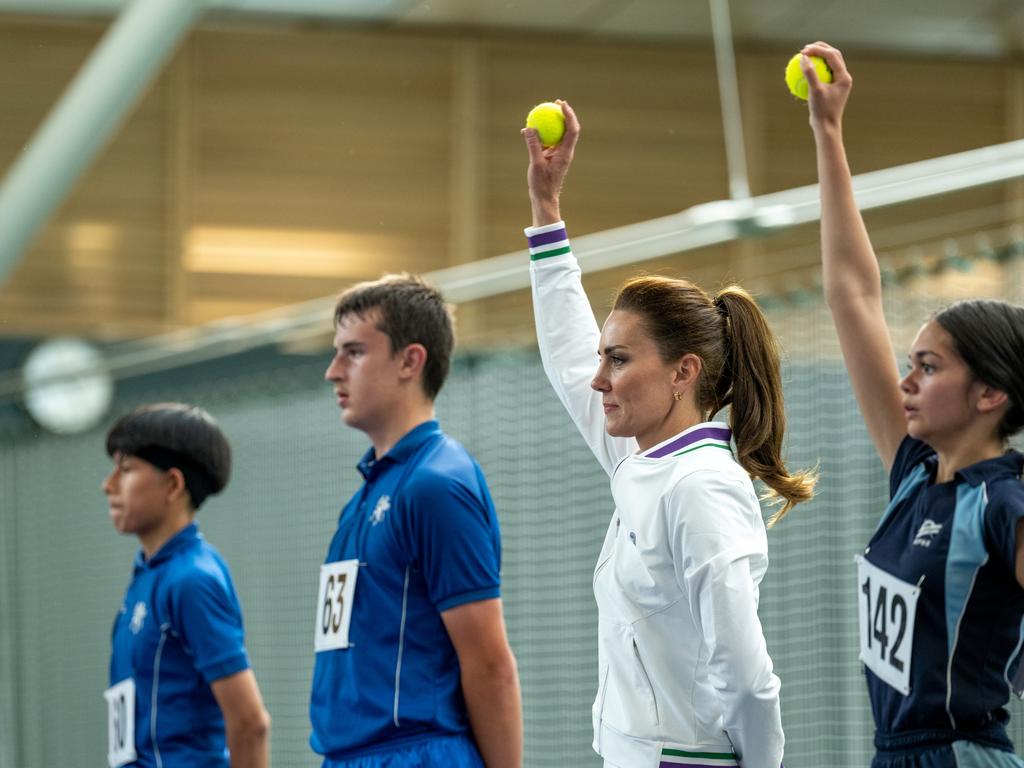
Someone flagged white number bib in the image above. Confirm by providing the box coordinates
[314,559,359,652]
[856,555,920,695]
[104,678,137,767]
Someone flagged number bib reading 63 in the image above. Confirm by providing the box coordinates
[856,555,920,695]
[315,559,359,652]
[104,678,137,767]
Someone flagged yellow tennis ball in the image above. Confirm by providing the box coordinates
[785,53,832,101]
[525,102,566,148]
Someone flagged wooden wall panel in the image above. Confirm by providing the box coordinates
[0,17,1019,347]
[0,19,170,337]
[186,27,454,319]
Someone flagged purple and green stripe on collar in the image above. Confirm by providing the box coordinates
[526,223,571,261]
[644,425,732,459]
[660,747,738,767]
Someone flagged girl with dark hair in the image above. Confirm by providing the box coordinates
[522,103,814,768]
[804,41,1024,768]
[103,402,270,768]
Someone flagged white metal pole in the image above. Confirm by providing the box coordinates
[709,0,751,201]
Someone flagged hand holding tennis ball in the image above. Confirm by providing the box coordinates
[525,102,566,148]
[522,100,579,228]
[791,43,853,131]
[785,52,833,100]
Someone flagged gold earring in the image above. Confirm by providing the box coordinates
[673,391,683,401]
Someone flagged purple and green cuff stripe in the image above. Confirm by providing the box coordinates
[659,748,738,767]
[526,223,571,261]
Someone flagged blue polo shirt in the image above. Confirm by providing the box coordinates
[109,523,250,767]
[310,420,502,759]
[863,436,1024,748]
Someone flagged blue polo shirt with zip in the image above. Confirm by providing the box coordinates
[109,523,250,767]
[309,420,503,760]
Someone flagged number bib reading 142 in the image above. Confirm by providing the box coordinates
[104,678,137,768]
[856,555,920,695]
[314,559,359,652]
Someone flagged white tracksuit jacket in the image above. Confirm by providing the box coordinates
[526,221,784,768]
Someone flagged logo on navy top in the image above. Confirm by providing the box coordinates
[913,519,943,547]
[129,601,147,634]
[369,495,390,526]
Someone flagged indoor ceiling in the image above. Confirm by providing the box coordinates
[0,0,1021,60]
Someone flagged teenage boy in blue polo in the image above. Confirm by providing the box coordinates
[104,402,270,768]
[312,274,522,768]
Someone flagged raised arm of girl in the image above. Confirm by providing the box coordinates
[805,42,906,470]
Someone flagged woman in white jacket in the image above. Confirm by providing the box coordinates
[522,102,815,768]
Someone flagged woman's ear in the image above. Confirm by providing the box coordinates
[973,380,1009,416]
[674,353,703,388]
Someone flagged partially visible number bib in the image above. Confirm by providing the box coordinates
[104,678,137,767]
[314,559,359,652]
[856,555,920,695]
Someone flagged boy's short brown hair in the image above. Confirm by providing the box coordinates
[334,273,454,400]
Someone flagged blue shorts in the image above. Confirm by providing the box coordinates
[322,734,484,768]
[872,730,1024,768]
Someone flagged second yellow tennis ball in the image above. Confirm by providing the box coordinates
[525,102,566,148]
[785,53,833,101]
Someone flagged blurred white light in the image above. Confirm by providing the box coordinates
[23,338,114,435]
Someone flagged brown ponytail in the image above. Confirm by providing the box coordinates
[714,287,816,524]
[615,277,816,525]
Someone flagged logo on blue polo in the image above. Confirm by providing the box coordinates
[913,519,943,547]
[370,495,390,526]
[130,601,147,634]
